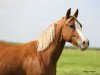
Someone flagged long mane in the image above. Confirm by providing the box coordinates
[36,24,56,51]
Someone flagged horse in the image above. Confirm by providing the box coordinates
[0,8,89,75]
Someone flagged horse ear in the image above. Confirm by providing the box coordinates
[73,9,78,18]
[66,8,71,19]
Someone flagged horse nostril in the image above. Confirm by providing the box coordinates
[82,41,85,45]
[82,40,89,46]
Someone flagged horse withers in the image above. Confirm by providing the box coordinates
[0,8,89,75]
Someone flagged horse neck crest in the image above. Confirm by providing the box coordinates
[36,24,56,51]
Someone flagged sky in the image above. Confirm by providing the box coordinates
[0,0,100,48]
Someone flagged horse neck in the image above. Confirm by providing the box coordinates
[36,17,66,65]
[45,18,66,64]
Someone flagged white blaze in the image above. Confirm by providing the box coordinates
[75,21,87,44]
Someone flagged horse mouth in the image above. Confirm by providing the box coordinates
[78,44,89,51]
[80,46,88,51]
[71,41,89,51]
[68,37,89,51]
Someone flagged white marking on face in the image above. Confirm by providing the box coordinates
[75,21,87,44]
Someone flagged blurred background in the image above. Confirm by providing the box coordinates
[0,0,100,48]
[0,1,100,75]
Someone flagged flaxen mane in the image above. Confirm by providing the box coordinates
[36,24,56,51]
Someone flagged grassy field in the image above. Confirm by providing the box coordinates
[57,48,100,75]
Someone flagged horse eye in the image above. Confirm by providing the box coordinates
[69,25,75,29]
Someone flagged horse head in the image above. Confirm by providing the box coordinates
[62,8,89,51]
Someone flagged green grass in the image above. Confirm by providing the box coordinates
[57,48,100,75]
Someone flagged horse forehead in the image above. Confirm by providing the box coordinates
[66,16,76,24]
[75,20,86,40]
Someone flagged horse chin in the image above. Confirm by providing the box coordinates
[79,45,88,51]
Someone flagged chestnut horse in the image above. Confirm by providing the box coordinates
[0,8,89,75]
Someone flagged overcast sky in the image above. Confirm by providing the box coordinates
[0,0,100,48]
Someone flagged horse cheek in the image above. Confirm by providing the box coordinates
[62,28,72,41]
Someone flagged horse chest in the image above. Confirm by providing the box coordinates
[24,57,56,75]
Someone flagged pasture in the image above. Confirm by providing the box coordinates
[57,48,100,75]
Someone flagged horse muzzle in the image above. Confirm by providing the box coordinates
[78,39,89,51]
